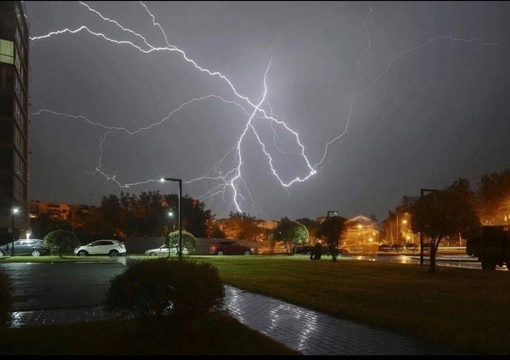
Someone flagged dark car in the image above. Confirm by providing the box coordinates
[0,239,50,257]
[294,245,314,254]
[209,241,254,255]
[379,244,392,252]
[322,246,350,257]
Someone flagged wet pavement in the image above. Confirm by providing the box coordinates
[9,285,465,355]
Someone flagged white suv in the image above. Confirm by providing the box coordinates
[74,240,126,257]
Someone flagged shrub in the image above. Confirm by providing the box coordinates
[105,258,225,325]
[0,270,13,328]
[43,229,80,257]
[167,230,197,254]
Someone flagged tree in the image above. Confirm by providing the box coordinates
[316,216,348,262]
[181,195,213,238]
[43,229,80,257]
[274,217,309,255]
[66,207,87,232]
[224,212,260,241]
[30,213,71,239]
[403,181,480,273]
[476,169,510,225]
[167,230,197,255]
[207,222,226,239]
[295,218,319,243]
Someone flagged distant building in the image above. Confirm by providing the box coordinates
[315,214,381,250]
[215,218,279,241]
[29,200,96,220]
[342,215,380,251]
[0,1,30,243]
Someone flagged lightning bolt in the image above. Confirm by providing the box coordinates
[29,1,510,218]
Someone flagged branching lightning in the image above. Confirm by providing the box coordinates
[29,1,509,218]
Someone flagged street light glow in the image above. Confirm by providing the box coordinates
[161,177,183,260]
[11,207,20,257]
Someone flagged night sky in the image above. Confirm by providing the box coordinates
[24,1,510,222]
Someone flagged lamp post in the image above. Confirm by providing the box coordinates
[11,207,19,256]
[161,178,182,261]
[327,210,338,218]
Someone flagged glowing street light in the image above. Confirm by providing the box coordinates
[11,207,19,256]
[161,178,183,261]
[168,211,175,230]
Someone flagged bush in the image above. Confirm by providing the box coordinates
[0,270,13,328]
[105,258,225,325]
[43,229,80,257]
[167,230,197,254]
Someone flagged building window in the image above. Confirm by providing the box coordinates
[13,177,23,201]
[14,77,24,106]
[0,39,14,65]
[13,101,24,132]
[13,150,25,179]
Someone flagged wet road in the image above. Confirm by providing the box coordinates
[347,253,508,271]
[0,260,128,311]
[348,253,482,269]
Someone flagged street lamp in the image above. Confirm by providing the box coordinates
[161,178,183,261]
[11,207,19,256]
[168,211,175,230]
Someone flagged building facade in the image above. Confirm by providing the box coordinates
[0,1,30,244]
[29,200,96,221]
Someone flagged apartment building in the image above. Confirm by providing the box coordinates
[0,1,30,244]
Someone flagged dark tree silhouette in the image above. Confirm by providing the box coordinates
[316,216,348,262]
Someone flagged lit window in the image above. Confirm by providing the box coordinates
[0,39,14,64]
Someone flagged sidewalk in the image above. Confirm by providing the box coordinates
[9,285,465,355]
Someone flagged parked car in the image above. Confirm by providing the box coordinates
[405,243,418,251]
[0,239,50,257]
[74,239,126,257]
[209,241,254,255]
[322,246,350,257]
[144,244,189,256]
[391,244,404,252]
[294,245,313,254]
[379,244,392,252]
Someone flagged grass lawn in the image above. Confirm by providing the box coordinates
[192,255,510,355]
[1,254,509,355]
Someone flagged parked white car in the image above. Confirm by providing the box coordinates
[74,239,126,257]
[145,244,188,256]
